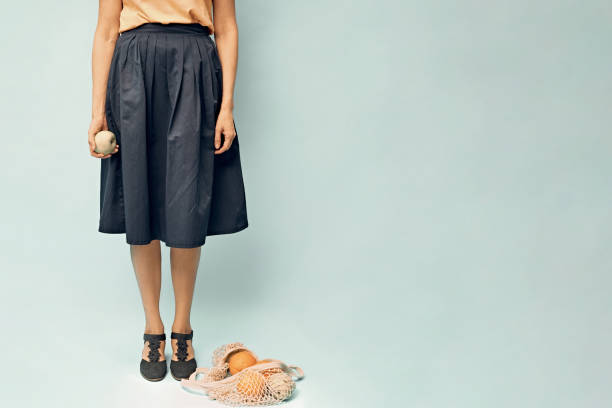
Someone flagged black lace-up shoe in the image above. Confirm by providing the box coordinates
[140,333,167,381]
[170,330,197,380]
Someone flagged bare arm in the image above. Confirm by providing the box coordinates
[88,0,122,159]
[212,0,238,155]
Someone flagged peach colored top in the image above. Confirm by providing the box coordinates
[119,0,214,34]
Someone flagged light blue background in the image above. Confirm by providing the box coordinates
[0,1,611,407]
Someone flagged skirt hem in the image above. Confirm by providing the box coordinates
[97,222,248,248]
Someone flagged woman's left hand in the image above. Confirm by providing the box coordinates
[214,108,236,155]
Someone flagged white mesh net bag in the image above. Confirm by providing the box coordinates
[181,343,304,406]
[212,342,255,369]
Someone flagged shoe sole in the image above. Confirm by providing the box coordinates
[171,372,189,381]
[142,374,165,382]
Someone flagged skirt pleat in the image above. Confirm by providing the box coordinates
[99,23,248,248]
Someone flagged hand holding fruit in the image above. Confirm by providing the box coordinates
[88,115,119,159]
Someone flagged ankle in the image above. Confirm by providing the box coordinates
[145,322,165,334]
[171,323,192,333]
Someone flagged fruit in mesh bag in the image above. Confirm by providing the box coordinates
[180,348,304,406]
[236,370,266,398]
[257,360,283,378]
[265,372,295,401]
[228,350,257,375]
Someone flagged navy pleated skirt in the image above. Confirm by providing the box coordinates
[98,23,248,248]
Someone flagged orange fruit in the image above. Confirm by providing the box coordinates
[261,367,282,378]
[255,359,280,377]
[228,350,257,375]
[236,371,265,398]
[258,359,274,363]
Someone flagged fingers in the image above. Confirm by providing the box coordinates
[92,147,119,159]
[101,144,119,159]
[91,149,107,158]
[88,138,96,154]
[214,127,222,150]
[88,139,119,159]
[214,135,234,154]
[88,132,102,158]
[214,129,235,155]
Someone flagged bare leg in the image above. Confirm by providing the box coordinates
[130,240,165,361]
[169,246,201,360]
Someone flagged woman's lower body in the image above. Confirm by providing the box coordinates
[97,23,248,380]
